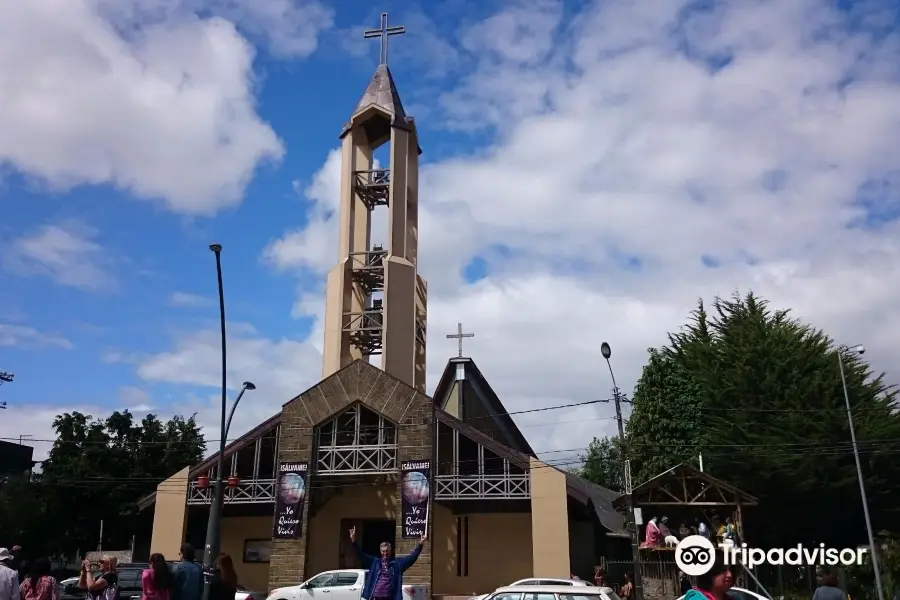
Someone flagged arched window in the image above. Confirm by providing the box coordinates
[316,403,398,475]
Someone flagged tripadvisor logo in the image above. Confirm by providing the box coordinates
[675,535,867,576]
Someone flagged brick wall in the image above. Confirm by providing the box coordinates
[268,360,435,594]
[268,395,313,591]
[393,389,434,588]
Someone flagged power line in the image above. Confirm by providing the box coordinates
[22,439,900,488]
[0,397,622,446]
[25,442,900,497]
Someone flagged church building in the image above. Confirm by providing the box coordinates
[138,16,627,597]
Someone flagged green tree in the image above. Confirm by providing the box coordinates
[36,410,205,555]
[0,474,48,548]
[579,435,626,492]
[625,292,900,549]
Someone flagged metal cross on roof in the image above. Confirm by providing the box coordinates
[446,322,474,358]
[364,12,406,66]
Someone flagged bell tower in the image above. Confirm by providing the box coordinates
[321,13,427,392]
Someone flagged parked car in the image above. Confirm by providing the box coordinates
[469,578,594,600]
[486,585,621,600]
[678,587,769,600]
[237,583,267,600]
[59,578,82,600]
[266,569,427,600]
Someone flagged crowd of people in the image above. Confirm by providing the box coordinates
[1,541,854,600]
[677,550,849,600]
[0,544,238,600]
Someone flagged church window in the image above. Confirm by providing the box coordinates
[315,403,398,474]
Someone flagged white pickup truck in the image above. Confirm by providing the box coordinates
[267,569,427,600]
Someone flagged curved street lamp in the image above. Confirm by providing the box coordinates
[837,344,883,600]
[201,244,256,600]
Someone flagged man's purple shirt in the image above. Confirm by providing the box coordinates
[371,560,392,598]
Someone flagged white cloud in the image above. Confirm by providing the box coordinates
[0,0,336,214]
[167,291,212,308]
[251,0,900,460]
[2,220,117,292]
[117,386,154,412]
[0,323,73,350]
[0,404,96,462]
[135,326,322,439]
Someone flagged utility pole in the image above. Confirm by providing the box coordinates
[838,344,884,600]
[601,342,643,600]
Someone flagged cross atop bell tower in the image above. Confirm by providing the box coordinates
[321,13,427,393]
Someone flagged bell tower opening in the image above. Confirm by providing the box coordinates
[321,15,427,392]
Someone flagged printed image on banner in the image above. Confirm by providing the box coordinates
[273,461,308,539]
[400,460,430,538]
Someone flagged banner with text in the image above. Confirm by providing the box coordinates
[273,461,309,539]
[400,460,430,539]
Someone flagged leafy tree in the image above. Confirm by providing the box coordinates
[624,292,900,549]
[846,534,900,600]
[624,346,705,480]
[579,435,626,492]
[30,410,205,556]
[0,474,47,549]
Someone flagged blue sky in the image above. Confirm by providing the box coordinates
[3,0,900,462]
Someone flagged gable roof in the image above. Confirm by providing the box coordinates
[564,472,628,535]
[138,359,424,511]
[432,357,536,457]
[611,462,758,509]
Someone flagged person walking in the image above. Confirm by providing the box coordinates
[19,558,57,600]
[0,549,21,600]
[682,550,734,600]
[141,554,172,600]
[349,526,426,600]
[208,554,237,600]
[812,573,848,600]
[171,544,202,600]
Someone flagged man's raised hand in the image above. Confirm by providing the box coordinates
[349,526,357,543]
[420,532,427,545]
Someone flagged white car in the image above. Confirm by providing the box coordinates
[678,587,769,600]
[267,569,427,600]
[469,578,594,600]
[486,584,621,600]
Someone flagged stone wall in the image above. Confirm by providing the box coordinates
[268,359,434,593]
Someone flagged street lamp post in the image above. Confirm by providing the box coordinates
[837,344,884,600]
[200,244,256,600]
[601,342,644,600]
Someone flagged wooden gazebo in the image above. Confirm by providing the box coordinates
[609,463,759,600]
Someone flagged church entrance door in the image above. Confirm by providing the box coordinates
[339,518,396,568]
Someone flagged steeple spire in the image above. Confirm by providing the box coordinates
[322,11,427,392]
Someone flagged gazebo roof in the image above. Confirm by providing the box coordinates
[612,462,758,509]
